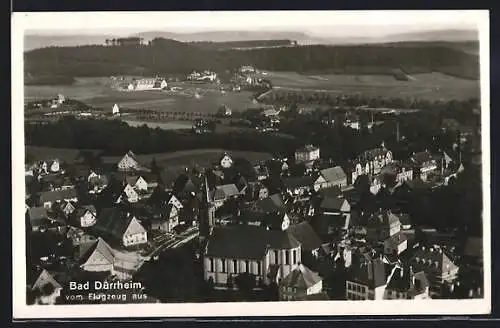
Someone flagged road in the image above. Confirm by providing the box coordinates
[142,226,200,261]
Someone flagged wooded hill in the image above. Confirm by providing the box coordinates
[24,38,479,80]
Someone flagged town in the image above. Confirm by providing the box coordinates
[25,80,483,305]
[23,26,484,306]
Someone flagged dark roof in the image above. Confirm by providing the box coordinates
[386,266,430,297]
[362,147,389,160]
[214,184,240,201]
[288,221,322,251]
[255,194,284,213]
[368,211,401,229]
[280,264,322,290]
[79,237,115,266]
[173,173,202,195]
[350,251,389,289]
[93,208,144,241]
[205,225,300,260]
[39,188,78,203]
[320,196,348,211]
[410,245,458,275]
[319,166,347,183]
[283,176,314,190]
[464,237,483,258]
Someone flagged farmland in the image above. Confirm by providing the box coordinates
[25,77,257,113]
[259,71,480,101]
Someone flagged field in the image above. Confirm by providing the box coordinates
[25,77,257,113]
[25,146,273,171]
[260,71,480,101]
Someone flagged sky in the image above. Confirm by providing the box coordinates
[17,10,483,37]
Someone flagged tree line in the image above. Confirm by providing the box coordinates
[25,38,479,80]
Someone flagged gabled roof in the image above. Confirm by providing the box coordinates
[386,266,429,297]
[173,173,202,195]
[79,237,115,266]
[288,221,322,251]
[319,166,347,183]
[280,264,322,290]
[93,208,145,241]
[350,251,389,289]
[410,245,458,275]
[205,225,299,260]
[32,269,62,291]
[368,210,401,229]
[320,197,348,211]
[255,194,284,213]
[214,184,240,201]
[73,205,97,218]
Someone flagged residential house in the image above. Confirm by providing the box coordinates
[39,188,78,209]
[283,176,313,197]
[410,151,438,181]
[319,197,351,231]
[380,162,414,185]
[366,210,408,256]
[60,201,77,217]
[345,251,390,300]
[30,269,62,305]
[72,205,97,228]
[349,147,394,183]
[251,194,285,215]
[203,225,302,288]
[288,221,323,258]
[27,207,49,232]
[409,245,460,296]
[279,264,323,301]
[384,265,431,300]
[295,145,320,164]
[88,172,109,194]
[149,201,180,233]
[220,153,234,169]
[79,237,116,273]
[314,166,348,191]
[121,184,139,203]
[117,150,150,172]
[93,208,148,247]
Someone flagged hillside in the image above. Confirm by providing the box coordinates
[24,38,480,80]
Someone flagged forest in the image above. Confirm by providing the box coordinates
[25,38,479,80]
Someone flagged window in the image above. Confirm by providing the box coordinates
[245,260,250,273]
[257,262,262,276]
[233,259,238,273]
[209,258,214,272]
[285,250,290,265]
[293,249,297,264]
[221,259,226,273]
[274,250,279,264]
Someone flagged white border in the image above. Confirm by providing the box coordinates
[12,10,491,319]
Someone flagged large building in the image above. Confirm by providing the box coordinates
[203,225,302,288]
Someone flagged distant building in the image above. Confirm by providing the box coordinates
[219,153,234,169]
[112,104,120,116]
[117,150,150,173]
[295,145,320,164]
[366,210,408,256]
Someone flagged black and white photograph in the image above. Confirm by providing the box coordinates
[12,10,490,318]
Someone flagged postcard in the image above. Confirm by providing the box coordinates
[12,10,490,319]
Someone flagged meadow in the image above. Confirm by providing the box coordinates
[25,77,257,113]
[261,71,480,101]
